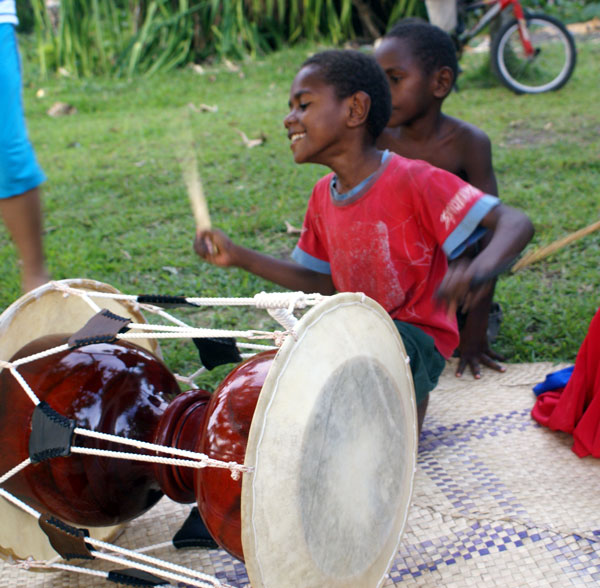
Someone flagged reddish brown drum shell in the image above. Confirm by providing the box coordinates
[195,350,276,561]
[0,335,180,527]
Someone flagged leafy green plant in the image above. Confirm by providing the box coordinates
[523,0,600,22]
[26,0,422,78]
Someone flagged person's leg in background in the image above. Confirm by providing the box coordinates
[0,187,49,291]
[424,0,458,32]
[0,22,50,292]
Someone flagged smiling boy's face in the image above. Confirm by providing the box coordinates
[375,37,435,128]
[284,65,349,166]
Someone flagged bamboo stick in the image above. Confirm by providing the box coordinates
[512,219,600,273]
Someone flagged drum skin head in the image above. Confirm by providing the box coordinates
[0,279,158,562]
[242,293,417,588]
[0,279,159,362]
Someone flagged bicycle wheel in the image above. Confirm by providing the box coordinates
[491,13,576,94]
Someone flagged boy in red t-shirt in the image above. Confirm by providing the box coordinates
[194,49,533,432]
[375,18,503,380]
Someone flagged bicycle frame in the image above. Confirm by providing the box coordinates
[458,0,535,57]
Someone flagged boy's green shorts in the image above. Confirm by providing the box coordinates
[393,320,446,406]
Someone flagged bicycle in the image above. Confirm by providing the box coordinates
[453,0,577,94]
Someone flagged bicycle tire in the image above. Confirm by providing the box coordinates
[490,13,576,94]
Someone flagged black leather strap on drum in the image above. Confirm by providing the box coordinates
[38,513,94,560]
[107,569,168,586]
[193,337,242,370]
[137,294,198,308]
[67,309,131,348]
[172,507,218,549]
[29,401,76,463]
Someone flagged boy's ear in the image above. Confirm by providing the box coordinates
[432,66,454,99]
[346,91,371,129]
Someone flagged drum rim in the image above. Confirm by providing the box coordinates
[241,292,417,588]
[0,278,160,359]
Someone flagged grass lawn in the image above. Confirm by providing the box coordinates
[2,35,599,384]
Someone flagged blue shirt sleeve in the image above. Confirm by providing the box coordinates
[291,246,331,274]
[443,195,500,259]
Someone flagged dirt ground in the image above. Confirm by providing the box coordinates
[567,16,600,37]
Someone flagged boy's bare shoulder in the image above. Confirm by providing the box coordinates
[443,115,492,153]
[442,115,497,195]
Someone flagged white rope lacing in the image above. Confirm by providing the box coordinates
[139,305,194,328]
[0,488,41,519]
[238,342,277,351]
[86,537,233,588]
[72,427,251,480]
[9,545,231,588]
[70,447,248,478]
[50,281,102,314]
[173,352,256,387]
[1,326,275,371]
[0,487,231,588]
[39,284,325,363]
[0,458,31,485]
[134,540,173,554]
[5,367,40,405]
[51,282,325,310]
[10,559,102,576]
[118,328,277,341]
[174,366,208,386]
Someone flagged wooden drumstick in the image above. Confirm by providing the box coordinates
[181,148,211,232]
[176,112,219,255]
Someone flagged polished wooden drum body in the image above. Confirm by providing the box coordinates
[0,335,178,527]
[0,330,274,560]
[195,350,275,560]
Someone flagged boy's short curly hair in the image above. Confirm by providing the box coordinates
[386,18,459,83]
[302,50,391,141]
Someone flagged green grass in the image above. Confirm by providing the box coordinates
[3,37,599,384]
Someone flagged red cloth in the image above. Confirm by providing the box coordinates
[531,307,600,458]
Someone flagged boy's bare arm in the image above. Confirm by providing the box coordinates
[454,282,506,378]
[449,122,502,377]
[461,125,498,197]
[437,204,534,312]
[194,229,336,295]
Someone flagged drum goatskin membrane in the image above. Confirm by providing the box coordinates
[242,293,417,588]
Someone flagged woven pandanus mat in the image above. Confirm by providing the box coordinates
[1,361,598,588]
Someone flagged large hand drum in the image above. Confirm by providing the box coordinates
[241,292,417,587]
[0,279,160,562]
[0,284,417,588]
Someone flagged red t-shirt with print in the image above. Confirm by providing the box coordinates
[294,153,490,358]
